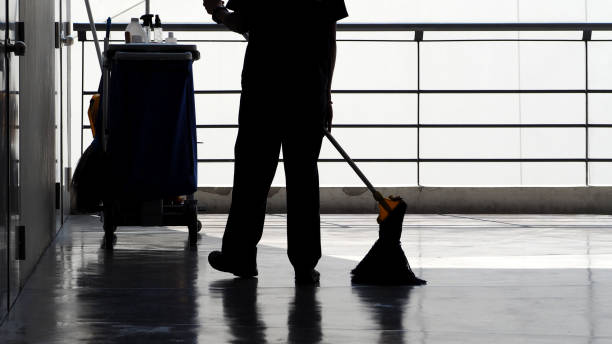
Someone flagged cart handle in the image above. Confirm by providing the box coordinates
[113,52,194,61]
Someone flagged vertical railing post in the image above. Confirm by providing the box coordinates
[80,37,85,155]
[583,30,592,186]
[415,30,423,187]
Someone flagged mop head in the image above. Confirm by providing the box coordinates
[351,197,427,285]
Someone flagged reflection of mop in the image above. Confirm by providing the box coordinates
[324,129,426,285]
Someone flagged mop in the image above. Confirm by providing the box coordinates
[324,130,426,285]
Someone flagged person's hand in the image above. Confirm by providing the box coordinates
[325,99,333,132]
[204,0,224,14]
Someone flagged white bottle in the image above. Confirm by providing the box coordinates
[125,18,146,44]
[165,32,178,44]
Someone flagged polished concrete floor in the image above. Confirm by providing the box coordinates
[1,214,612,343]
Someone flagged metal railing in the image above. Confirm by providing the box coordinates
[74,22,612,186]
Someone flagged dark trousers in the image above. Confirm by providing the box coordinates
[221,91,325,271]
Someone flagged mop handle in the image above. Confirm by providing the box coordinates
[84,0,103,71]
[323,129,391,212]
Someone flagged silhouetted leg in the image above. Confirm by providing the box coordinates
[282,126,324,271]
[222,104,281,261]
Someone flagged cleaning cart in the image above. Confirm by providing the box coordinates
[100,43,202,247]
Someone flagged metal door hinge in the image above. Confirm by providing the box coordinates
[6,41,26,56]
[56,22,75,48]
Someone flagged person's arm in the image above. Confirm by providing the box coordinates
[212,7,249,34]
[325,23,337,132]
[204,0,248,34]
[324,0,348,132]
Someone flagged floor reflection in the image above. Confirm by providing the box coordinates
[210,278,267,344]
[75,248,200,343]
[3,214,612,343]
[288,286,322,344]
[353,286,414,344]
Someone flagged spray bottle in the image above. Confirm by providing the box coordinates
[154,15,163,43]
[140,14,154,43]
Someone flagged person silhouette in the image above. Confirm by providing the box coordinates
[203,0,348,284]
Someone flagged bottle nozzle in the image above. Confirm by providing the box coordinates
[140,14,154,28]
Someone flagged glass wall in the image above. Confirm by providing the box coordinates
[70,0,612,186]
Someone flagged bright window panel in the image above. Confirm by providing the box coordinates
[519,42,585,90]
[337,32,414,41]
[83,43,102,91]
[338,0,417,23]
[198,162,286,187]
[420,163,522,186]
[192,42,245,91]
[518,32,582,40]
[421,162,585,186]
[425,32,519,40]
[519,0,587,22]
[320,128,417,160]
[589,94,612,124]
[588,42,612,90]
[421,94,521,124]
[591,31,612,40]
[195,94,240,125]
[197,129,238,160]
[416,0,519,22]
[421,128,584,159]
[198,163,234,187]
[332,94,417,124]
[420,128,521,159]
[421,42,519,90]
[319,162,417,187]
[519,94,585,124]
[334,42,417,90]
[587,0,612,22]
[521,128,585,158]
[176,32,245,41]
[521,163,586,186]
[590,163,612,186]
[589,128,612,159]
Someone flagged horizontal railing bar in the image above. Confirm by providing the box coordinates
[79,38,612,43]
[196,90,611,94]
[419,90,599,94]
[74,22,612,33]
[84,90,612,95]
[83,124,612,129]
[196,158,612,163]
[193,124,612,129]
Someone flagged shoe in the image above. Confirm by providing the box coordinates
[208,251,258,278]
[295,269,320,285]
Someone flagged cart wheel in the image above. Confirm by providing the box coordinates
[197,220,203,233]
